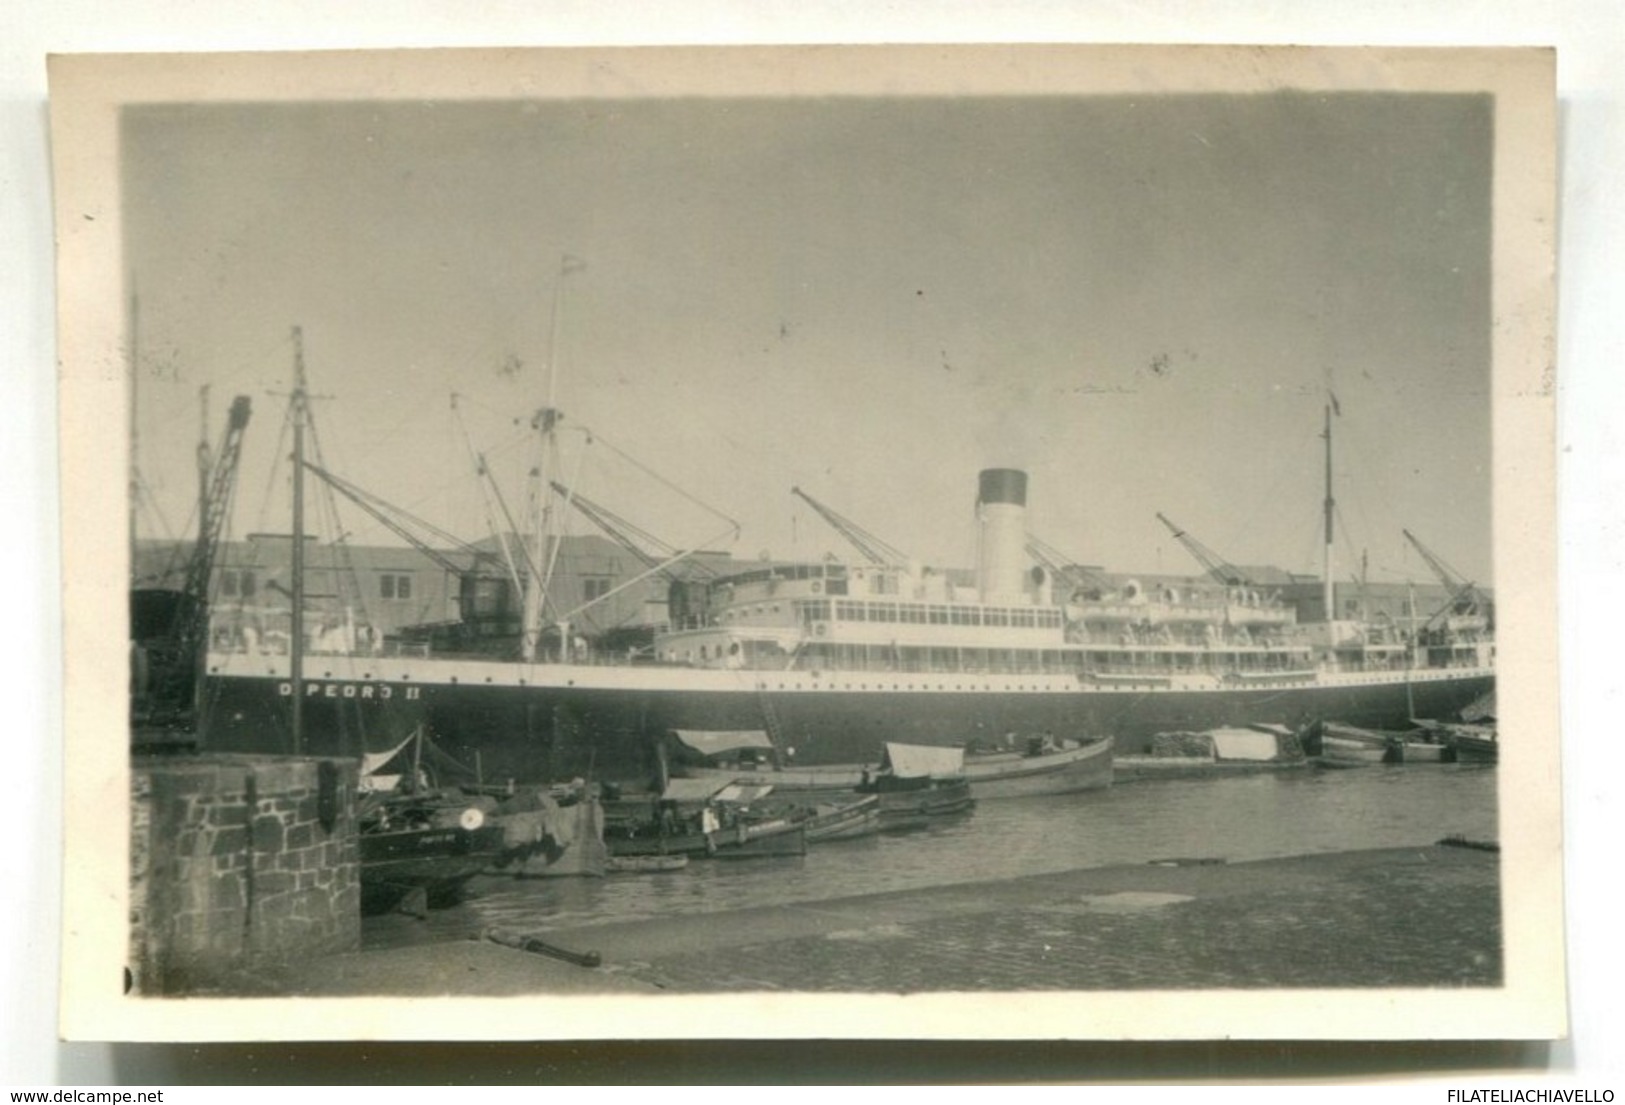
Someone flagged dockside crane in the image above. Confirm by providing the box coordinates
[1025,534,1114,598]
[791,486,911,567]
[1155,512,1253,588]
[137,394,252,722]
[1401,528,1487,631]
[181,396,253,624]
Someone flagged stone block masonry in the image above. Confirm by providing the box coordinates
[129,755,361,995]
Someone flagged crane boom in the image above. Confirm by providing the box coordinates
[1025,534,1113,595]
[140,393,251,721]
[175,395,252,650]
[1156,512,1252,587]
[302,461,486,578]
[1402,529,1469,591]
[1402,529,1485,626]
[551,481,718,583]
[791,486,910,567]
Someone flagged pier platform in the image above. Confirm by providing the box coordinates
[275,843,1499,996]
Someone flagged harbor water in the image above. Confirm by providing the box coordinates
[363,763,1499,951]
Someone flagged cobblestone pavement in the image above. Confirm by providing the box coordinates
[563,846,1501,993]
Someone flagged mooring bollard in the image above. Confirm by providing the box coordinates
[483,926,602,968]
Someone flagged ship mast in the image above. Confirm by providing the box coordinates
[128,284,140,562]
[519,405,560,662]
[1322,400,1336,624]
[290,326,309,754]
[520,257,579,662]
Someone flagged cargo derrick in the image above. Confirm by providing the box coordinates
[552,482,721,644]
[304,462,518,650]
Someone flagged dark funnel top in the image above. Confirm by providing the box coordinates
[978,468,1028,507]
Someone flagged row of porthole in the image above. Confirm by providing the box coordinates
[264,670,563,688]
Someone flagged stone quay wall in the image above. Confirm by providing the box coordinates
[130,755,361,995]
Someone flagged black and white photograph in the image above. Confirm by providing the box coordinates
[48,44,1561,1041]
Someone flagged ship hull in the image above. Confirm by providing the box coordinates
[200,653,1493,787]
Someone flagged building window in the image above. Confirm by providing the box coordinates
[220,569,255,597]
[380,573,412,600]
[583,577,612,602]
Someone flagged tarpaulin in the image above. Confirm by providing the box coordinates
[671,729,776,756]
[1208,728,1281,761]
[881,742,965,779]
[660,777,732,803]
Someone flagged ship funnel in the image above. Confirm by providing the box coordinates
[976,468,1028,605]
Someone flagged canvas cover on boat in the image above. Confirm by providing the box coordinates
[881,742,965,779]
[713,783,775,804]
[1208,728,1281,761]
[660,778,732,803]
[671,729,776,756]
[361,729,419,776]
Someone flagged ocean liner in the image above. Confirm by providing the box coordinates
[198,399,1494,785]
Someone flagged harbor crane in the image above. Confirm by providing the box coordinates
[791,486,911,567]
[180,396,253,625]
[1025,533,1114,598]
[1402,528,1487,630]
[551,481,720,584]
[1155,512,1253,588]
[139,394,252,719]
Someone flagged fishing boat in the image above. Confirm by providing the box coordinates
[961,735,1113,799]
[603,778,808,859]
[790,792,882,841]
[1113,723,1308,780]
[198,392,1493,787]
[858,742,975,831]
[357,790,509,915]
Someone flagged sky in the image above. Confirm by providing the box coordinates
[123,91,1494,587]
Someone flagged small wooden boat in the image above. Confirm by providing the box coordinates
[962,736,1113,799]
[1442,724,1498,764]
[606,818,807,858]
[795,793,882,842]
[358,796,510,915]
[604,854,690,874]
[857,743,975,831]
[1392,739,1457,764]
[1302,721,1403,767]
[604,778,809,859]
